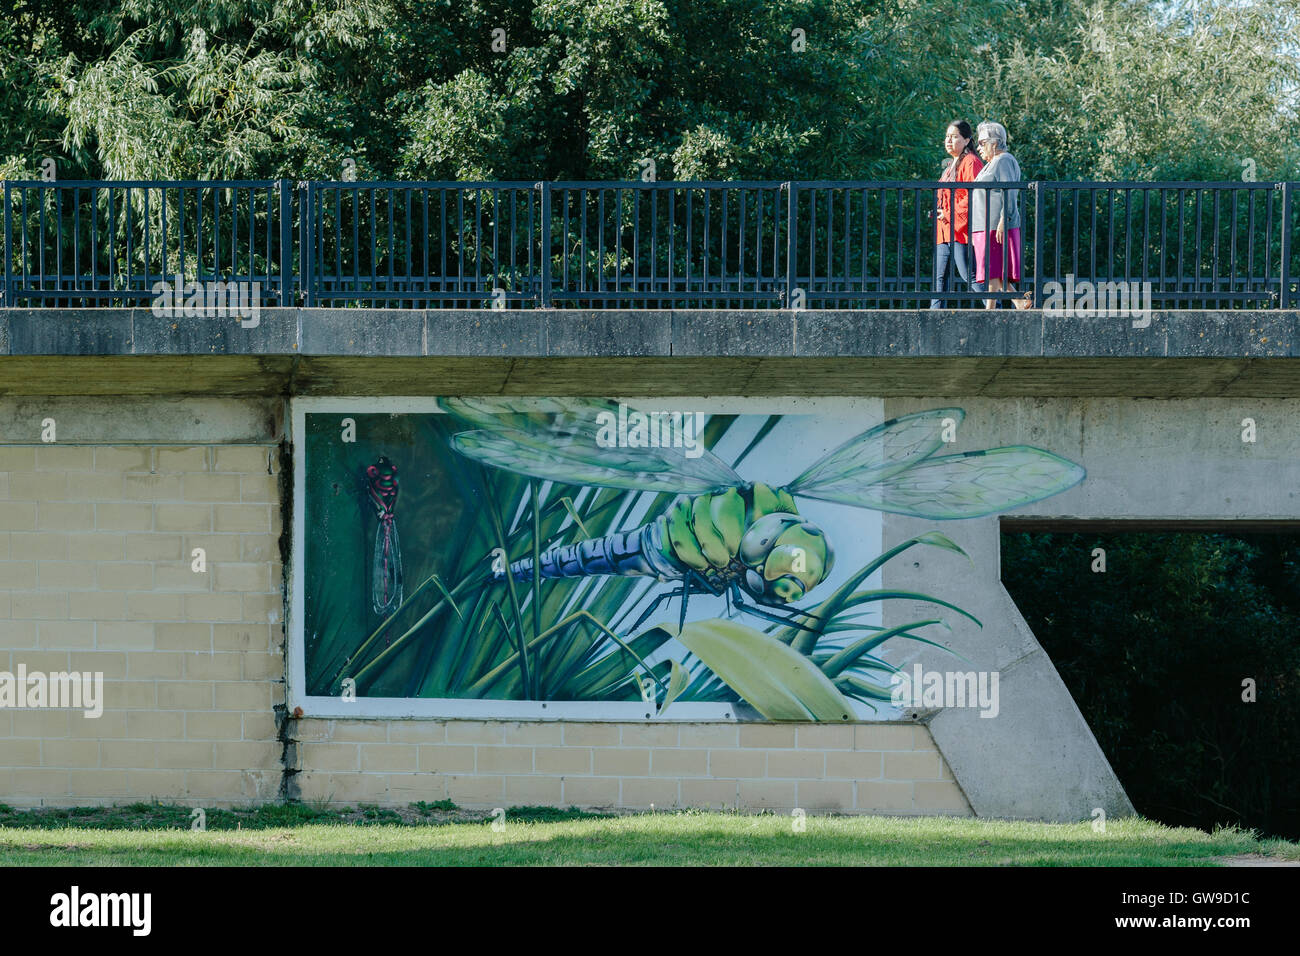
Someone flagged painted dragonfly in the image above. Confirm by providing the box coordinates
[365,456,403,616]
[438,398,1084,633]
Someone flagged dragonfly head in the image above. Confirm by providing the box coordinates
[738,512,834,604]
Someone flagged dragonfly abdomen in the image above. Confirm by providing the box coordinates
[498,523,682,584]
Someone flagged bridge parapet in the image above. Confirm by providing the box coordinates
[1,308,1297,397]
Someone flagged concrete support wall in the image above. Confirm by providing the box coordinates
[881,396,1300,821]
[0,398,286,805]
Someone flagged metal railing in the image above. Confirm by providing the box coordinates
[3,179,1296,309]
[3,180,292,308]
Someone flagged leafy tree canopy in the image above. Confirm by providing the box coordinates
[1,0,1297,181]
[1003,531,1300,840]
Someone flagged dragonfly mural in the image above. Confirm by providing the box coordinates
[438,398,1085,636]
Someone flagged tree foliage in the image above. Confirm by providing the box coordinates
[1003,531,1300,840]
[974,0,1300,179]
[1,0,1298,179]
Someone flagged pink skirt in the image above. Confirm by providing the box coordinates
[972,228,1022,282]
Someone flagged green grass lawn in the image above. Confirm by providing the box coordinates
[1,802,1297,865]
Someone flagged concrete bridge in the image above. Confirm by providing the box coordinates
[1,306,1297,820]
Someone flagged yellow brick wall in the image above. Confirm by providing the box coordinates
[293,719,971,815]
[0,444,285,807]
[0,440,970,816]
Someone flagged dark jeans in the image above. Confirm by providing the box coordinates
[931,241,973,309]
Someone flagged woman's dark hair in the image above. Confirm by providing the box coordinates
[947,120,976,160]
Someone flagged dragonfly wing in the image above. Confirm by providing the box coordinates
[786,408,963,495]
[791,446,1085,518]
[439,397,743,493]
[440,397,619,440]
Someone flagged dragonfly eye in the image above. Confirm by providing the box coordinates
[740,513,803,566]
[771,577,805,603]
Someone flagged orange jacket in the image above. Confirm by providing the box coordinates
[936,151,983,244]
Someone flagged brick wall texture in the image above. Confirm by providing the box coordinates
[295,719,970,814]
[0,444,285,806]
[0,442,970,815]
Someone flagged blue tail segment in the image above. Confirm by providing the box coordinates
[495,523,681,583]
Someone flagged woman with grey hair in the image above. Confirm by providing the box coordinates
[970,121,1030,309]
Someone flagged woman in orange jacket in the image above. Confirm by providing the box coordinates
[931,120,983,308]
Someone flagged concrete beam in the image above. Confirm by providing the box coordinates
[5,354,1300,398]
[0,396,282,443]
[2,309,1297,398]
[2,308,1297,359]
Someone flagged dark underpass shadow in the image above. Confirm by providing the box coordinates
[1001,526,1300,842]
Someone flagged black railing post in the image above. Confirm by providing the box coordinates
[1281,181,1292,310]
[299,181,313,307]
[2,181,10,308]
[784,182,796,308]
[538,182,551,308]
[1032,181,1043,307]
[278,178,292,306]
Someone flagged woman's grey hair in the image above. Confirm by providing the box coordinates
[977,121,1007,150]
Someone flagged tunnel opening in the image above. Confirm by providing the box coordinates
[1000,519,1300,841]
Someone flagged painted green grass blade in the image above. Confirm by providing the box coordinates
[821,620,946,678]
[678,659,735,701]
[783,532,970,652]
[481,470,530,667]
[469,611,669,699]
[836,674,895,703]
[563,629,678,698]
[332,572,468,691]
[530,482,543,699]
[657,659,690,716]
[435,590,498,697]
[489,601,529,699]
[649,619,855,721]
[350,578,478,688]
[547,573,647,688]
[830,589,982,627]
[434,587,494,696]
[558,496,592,538]
[590,657,671,702]
[812,650,899,673]
[330,570,464,687]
